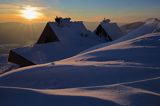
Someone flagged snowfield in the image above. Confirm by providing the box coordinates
[0,19,160,106]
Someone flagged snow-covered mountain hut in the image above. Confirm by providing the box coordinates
[95,19,124,41]
[8,17,106,67]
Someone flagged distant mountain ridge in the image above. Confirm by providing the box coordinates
[121,22,145,33]
[121,18,160,34]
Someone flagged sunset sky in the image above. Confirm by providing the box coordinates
[0,0,160,23]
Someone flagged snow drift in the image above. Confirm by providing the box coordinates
[0,31,160,105]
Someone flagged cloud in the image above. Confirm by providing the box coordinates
[0,3,21,10]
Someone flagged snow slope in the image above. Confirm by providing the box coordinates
[0,54,19,74]
[121,22,145,33]
[0,32,160,106]
[120,18,160,41]
[0,54,8,63]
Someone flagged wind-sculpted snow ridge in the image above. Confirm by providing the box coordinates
[0,32,160,106]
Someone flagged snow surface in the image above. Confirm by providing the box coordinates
[0,54,19,74]
[0,54,8,63]
[12,21,106,64]
[119,18,160,41]
[0,31,160,106]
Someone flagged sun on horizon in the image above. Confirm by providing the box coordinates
[21,6,43,20]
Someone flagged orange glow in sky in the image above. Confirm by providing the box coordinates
[0,0,160,23]
[21,6,43,20]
